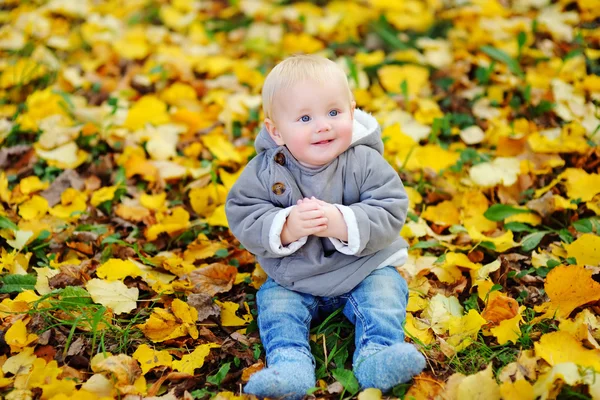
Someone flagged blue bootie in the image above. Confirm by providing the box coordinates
[353,343,426,391]
[244,348,315,400]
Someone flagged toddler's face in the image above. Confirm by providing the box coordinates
[265,79,355,168]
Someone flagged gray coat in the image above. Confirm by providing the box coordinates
[225,109,409,297]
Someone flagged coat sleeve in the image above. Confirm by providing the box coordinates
[347,147,409,256]
[225,158,306,258]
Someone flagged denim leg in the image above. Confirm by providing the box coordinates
[256,278,318,365]
[341,266,409,363]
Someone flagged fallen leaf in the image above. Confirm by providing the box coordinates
[132,344,173,374]
[171,343,220,375]
[534,264,600,319]
[85,279,139,315]
[456,364,501,400]
[184,263,237,296]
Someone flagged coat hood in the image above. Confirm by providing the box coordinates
[254,108,384,156]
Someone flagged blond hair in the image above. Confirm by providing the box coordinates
[262,54,353,120]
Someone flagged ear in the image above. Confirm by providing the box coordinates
[264,118,285,146]
[350,101,356,120]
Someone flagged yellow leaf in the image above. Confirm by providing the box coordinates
[456,364,501,400]
[357,388,382,400]
[5,320,38,353]
[113,28,149,60]
[564,233,600,266]
[85,279,139,315]
[447,309,487,352]
[136,300,198,342]
[467,227,517,252]
[499,379,535,400]
[533,362,600,400]
[0,172,11,203]
[402,144,460,173]
[160,82,197,106]
[505,211,542,226]
[355,50,385,67]
[115,204,150,222]
[18,195,49,221]
[34,266,60,295]
[534,331,600,371]
[201,134,243,163]
[172,298,199,325]
[561,168,600,202]
[93,354,142,394]
[124,95,170,131]
[490,306,525,345]
[172,343,220,375]
[18,176,49,195]
[96,259,143,281]
[378,64,430,96]
[189,184,227,217]
[90,185,118,207]
[469,157,521,188]
[183,235,228,263]
[35,142,88,169]
[460,191,497,232]
[160,255,196,277]
[282,32,324,54]
[404,187,423,210]
[2,346,36,375]
[404,313,434,345]
[421,201,460,226]
[145,207,191,241]
[140,192,167,211]
[49,188,88,221]
[219,168,244,192]
[207,205,229,227]
[534,264,600,319]
[422,294,463,335]
[132,344,172,374]
[136,308,181,342]
[216,300,253,327]
[6,230,34,251]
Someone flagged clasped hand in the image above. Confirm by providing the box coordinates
[281,197,348,245]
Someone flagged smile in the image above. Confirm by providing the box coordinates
[312,139,334,145]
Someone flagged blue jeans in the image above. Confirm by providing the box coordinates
[256,266,409,366]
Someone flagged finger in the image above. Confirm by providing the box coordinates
[297,201,321,212]
[298,209,325,219]
[305,217,328,227]
[308,224,328,234]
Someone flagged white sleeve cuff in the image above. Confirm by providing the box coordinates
[269,206,308,255]
[328,204,360,255]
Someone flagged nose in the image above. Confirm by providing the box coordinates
[315,118,331,133]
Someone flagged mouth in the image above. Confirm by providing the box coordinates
[312,139,334,146]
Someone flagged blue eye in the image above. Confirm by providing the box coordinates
[329,110,338,116]
[300,115,311,122]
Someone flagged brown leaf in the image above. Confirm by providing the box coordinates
[526,191,555,218]
[66,336,87,357]
[66,241,95,256]
[40,169,85,207]
[0,145,31,169]
[35,344,57,362]
[184,263,237,296]
[187,293,220,321]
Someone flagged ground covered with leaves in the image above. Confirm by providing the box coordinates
[0,0,599,399]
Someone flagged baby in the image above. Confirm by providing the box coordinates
[225,54,425,399]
